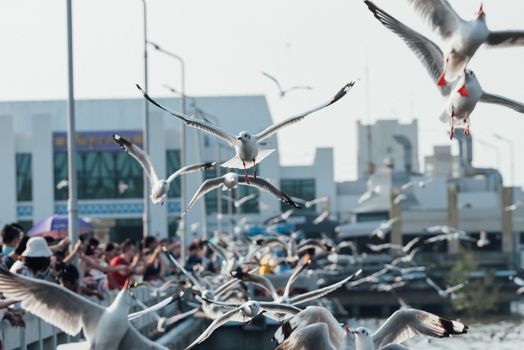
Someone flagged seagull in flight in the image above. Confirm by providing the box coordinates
[137,82,354,184]
[262,71,313,98]
[113,134,215,205]
[425,277,465,299]
[182,172,300,217]
[365,1,524,139]
[406,0,524,85]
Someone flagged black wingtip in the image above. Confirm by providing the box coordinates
[332,81,356,103]
[136,83,144,93]
[439,317,469,337]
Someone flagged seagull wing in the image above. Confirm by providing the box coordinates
[137,84,236,146]
[445,283,465,294]
[238,176,300,208]
[113,134,159,184]
[166,161,216,184]
[183,177,225,216]
[480,92,524,114]
[262,71,284,93]
[0,266,104,337]
[162,248,204,291]
[289,269,362,306]
[283,86,314,94]
[486,31,524,48]
[405,0,464,39]
[234,193,258,207]
[128,291,182,320]
[254,82,354,142]
[372,309,468,348]
[164,307,199,327]
[185,305,247,350]
[231,270,280,301]
[312,210,329,225]
[274,323,337,350]
[425,277,443,294]
[283,259,311,299]
[365,1,451,97]
[402,237,420,253]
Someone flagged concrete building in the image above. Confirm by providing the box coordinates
[0,96,337,245]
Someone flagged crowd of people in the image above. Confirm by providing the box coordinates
[0,222,206,332]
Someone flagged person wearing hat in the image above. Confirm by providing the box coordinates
[10,236,53,280]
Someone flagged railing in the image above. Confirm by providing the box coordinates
[1,284,180,350]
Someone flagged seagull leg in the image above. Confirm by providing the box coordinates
[253,159,257,182]
[243,161,250,184]
[449,109,455,140]
[437,55,449,87]
[464,117,470,136]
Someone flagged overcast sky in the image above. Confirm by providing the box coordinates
[1,0,523,185]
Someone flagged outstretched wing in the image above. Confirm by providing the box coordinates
[113,134,159,184]
[137,84,236,146]
[238,176,301,208]
[182,177,225,217]
[480,92,524,114]
[0,266,104,337]
[372,309,468,348]
[365,0,451,96]
[255,82,354,142]
[406,0,464,39]
[486,31,524,48]
[262,71,284,93]
[166,161,216,184]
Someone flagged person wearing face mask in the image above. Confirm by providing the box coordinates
[0,224,23,269]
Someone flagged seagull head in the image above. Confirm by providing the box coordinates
[236,131,252,142]
[476,3,485,18]
[352,327,374,347]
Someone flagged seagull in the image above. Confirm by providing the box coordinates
[185,300,300,349]
[0,267,168,350]
[351,308,468,350]
[401,178,433,192]
[365,1,524,139]
[424,226,475,243]
[406,0,524,84]
[312,210,330,225]
[358,185,381,205]
[262,71,313,98]
[477,230,490,248]
[56,179,68,190]
[393,194,407,205]
[425,277,465,298]
[137,82,354,183]
[232,193,258,208]
[113,134,215,205]
[370,217,399,240]
[505,200,522,211]
[367,237,420,254]
[304,196,330,208]
[182,172,300,217]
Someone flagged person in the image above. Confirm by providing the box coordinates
[107,240,140,290]
[184,242,202,271]
[142,236,167,282]
[10,237,53,280]
[58,263,104,300]
[0,224,22,269]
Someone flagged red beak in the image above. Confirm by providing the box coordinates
[478,3,485,16]
[123,279,130,290]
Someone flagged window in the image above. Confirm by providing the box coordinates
[166,150,181,198]
[280,178,315,211]
[16,153,32,201]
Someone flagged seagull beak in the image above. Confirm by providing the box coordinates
[237,137,242,141]
[477,3,484,16]
[123,279,130,290]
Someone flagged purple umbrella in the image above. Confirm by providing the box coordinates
[28,214,93,239]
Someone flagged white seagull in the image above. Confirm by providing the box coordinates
[351,308,468,349]
[406,0,524,84]
[504,200,522,212]
[182,172,300,217]
[477,230,490,248]
[370,217,399,240]
[358,185,381,205]
[424,225,475,243]
[365,1,524,139]
[113,134,215,205]
[262,71,313,98]
[425,277,465,298]
[137,82,354,183]
[0,267,167,350]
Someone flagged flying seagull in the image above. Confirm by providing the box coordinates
[137,82,354,183]
[113,134,215,205]
[262,71,313,98]
[182,172,300,217]
[365,1,524,139]
[406,0,524,85]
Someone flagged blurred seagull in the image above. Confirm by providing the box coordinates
[406,0,524,84]
[182,172,300,217]
[424,226,475,243]
[393,193,407,205]
[262,71,313,98]
[367,237,420,254]
[358,185,381,205]
[312,210,330,225]
[137,82,354,183]
[425,277,465,298]
[113,134,215,205]
[477,230,490,248]
[370,217,399,240]
[232,193,258,208]
[400,178,433,192]
[305,196,329,208]
[365,1,524,139]
[505,201,522,212]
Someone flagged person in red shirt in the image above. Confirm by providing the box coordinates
[108,240,139,290]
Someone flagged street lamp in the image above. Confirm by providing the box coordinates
[477,139,501,169]
[493,133,515,186]
[141,0,151,237]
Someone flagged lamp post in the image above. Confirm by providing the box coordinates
[65,0,79,264]
[493,133,515,186]
[477,139,501,169]
[141,0,151,237]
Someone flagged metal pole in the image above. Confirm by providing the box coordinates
[141,0,151,237]
[66,0,79,264]
[216,141,222,234]
[494,134,515,187]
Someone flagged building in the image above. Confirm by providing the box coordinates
[0,95,337,246]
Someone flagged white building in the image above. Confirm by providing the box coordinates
[0,95,337,245]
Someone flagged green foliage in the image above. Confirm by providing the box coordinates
[447,247,499,319]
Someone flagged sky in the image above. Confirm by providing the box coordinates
[1,0,524,185]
